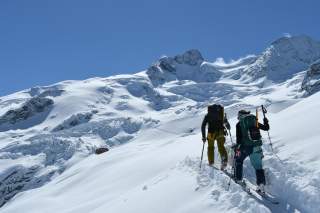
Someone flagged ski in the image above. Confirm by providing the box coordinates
[213,166,280,205]
[255,190,280,205]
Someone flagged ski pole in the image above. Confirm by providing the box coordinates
[224,113,233,144]
[261,105,285,165]
[261,105,273,149]
[199,142,205,169]
[228,129,233,144]
[227,146,236,191]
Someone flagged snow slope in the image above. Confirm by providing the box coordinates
[0,35,320,212]
[2,93,320,213]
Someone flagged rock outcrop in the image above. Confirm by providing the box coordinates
[302,59,320,95]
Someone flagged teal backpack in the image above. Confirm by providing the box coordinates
[239,114,262,146]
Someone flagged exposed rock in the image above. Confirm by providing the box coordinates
[301,59,320,95]
[0,97,54,127]
[0,165,44,207]
[159,56,176,73]
[178,49,204,65]
[95,147,109,155]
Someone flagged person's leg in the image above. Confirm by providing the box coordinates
[216,130,228,164]
[249,146,266,185]
[235,148,248,181]
[207,133,215,165]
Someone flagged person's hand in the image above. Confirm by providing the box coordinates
[224,128,228,136]
[235,148,241,157]
[263,117,269,124]
[202,138,206,143]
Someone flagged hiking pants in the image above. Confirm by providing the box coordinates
[207,130,228,165]
[234,145,266,185]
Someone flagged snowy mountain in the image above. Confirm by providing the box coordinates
[0,35,320,213]
[242,35,320,83]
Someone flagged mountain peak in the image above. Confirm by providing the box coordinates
[242,35,320,82]
[146,49,221,86]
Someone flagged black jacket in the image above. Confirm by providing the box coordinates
[236,120,269,145]
[201,115,230,138]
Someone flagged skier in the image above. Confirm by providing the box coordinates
[201,104,230,170]
[234,109,269,194]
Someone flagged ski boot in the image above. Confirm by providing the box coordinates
[256,184,266,195]
[220,160,227,171]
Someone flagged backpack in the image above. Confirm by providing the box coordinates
[239,114,262,146]
[207,104,224,130]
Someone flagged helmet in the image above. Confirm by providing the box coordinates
[238,110,250,120]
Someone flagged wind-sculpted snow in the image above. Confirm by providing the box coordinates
[301,59,320,94]
[0,97,54,131]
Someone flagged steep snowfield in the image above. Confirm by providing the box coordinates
[0,35,320,212]
[1,93,320,213]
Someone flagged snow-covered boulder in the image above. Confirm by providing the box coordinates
[301,59,320,94]
[147,49,221,86]
[0,97,54,131]
[242,35,320,82]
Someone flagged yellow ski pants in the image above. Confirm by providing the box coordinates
[207,130,228,165]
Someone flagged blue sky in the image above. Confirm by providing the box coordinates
[1,0,320,96]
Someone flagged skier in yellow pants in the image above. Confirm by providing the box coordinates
[201,104,230,170]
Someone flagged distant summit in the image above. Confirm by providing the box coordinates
[147,49,221,86]
[242,35,320,82]
[146,35,320,87]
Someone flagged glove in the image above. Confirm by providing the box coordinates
[224,128,228,136]
[235,148,241,157]
[202,138,206,143]
[263,117,269,124]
